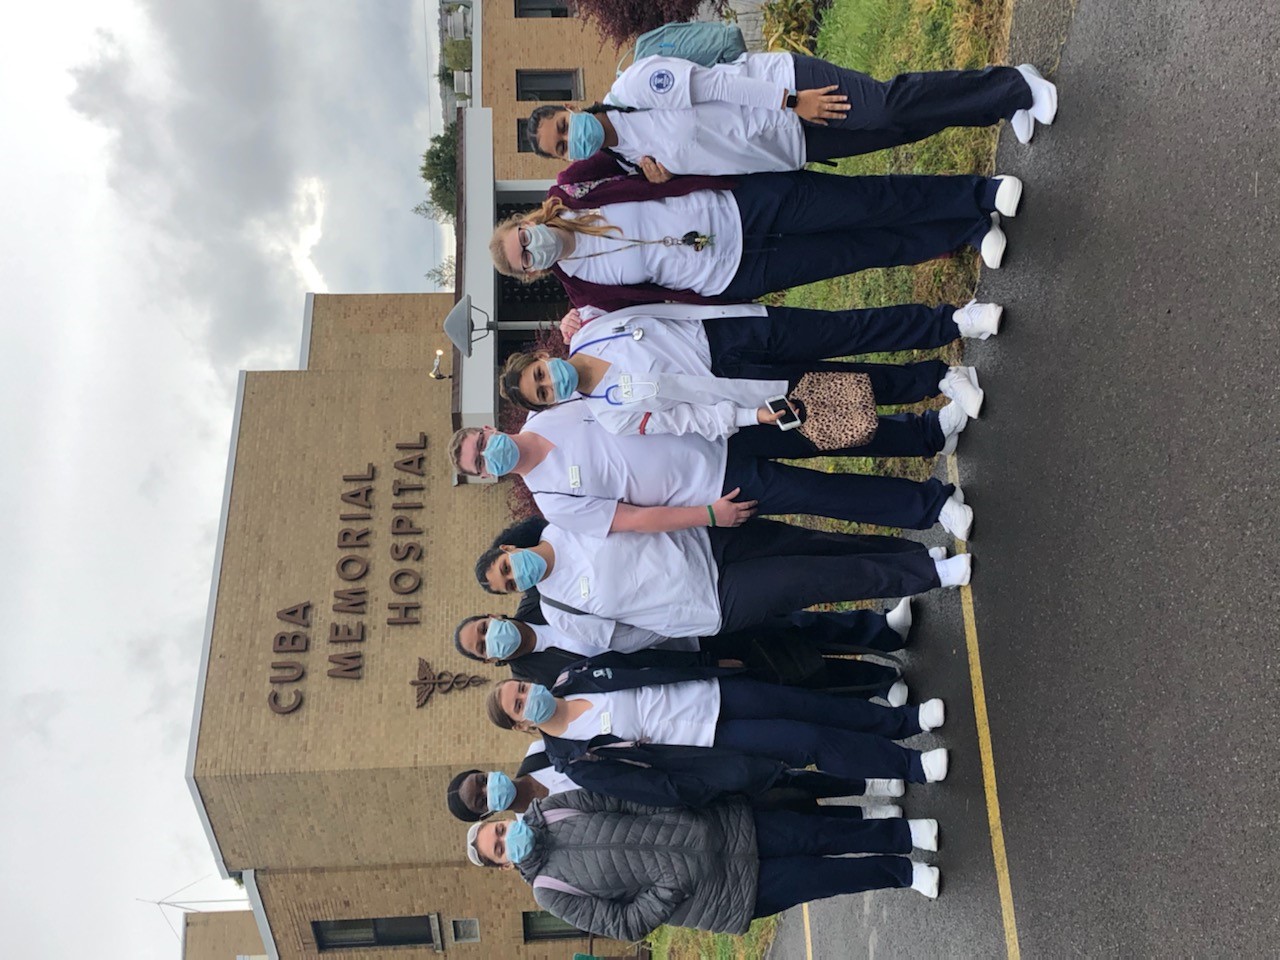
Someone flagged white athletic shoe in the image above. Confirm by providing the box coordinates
[939,366,985,418]
[920,748,950,783]
[909,818,939,852]
[886,596,912,640]
[934,554,972,588]
[1018,63,1059,126]
[938,399,968,440]
[994,175,1023,217]
[954,299,1003,340]
[927,546,947,561]
[865,778,906,798]
[952,485,965,505]
[864,804,903,819]
[887,680,909,708]
[918,698,946,732]
[938,494,973,541]
[912,862,941,898]
[1010,108,1035,144]
[981,213,1006,269]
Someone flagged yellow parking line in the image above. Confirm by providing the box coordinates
[802,902,813,959]
[947,456,1021,959]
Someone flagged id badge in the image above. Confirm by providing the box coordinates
[579,576,591,599]
[619,374,633,400]
[600,711,612,735]
[568,465,581,489]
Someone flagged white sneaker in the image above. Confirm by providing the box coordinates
[954,299,1003,340]
[939,366,985,418]
[952,485,965,505]
[918,698,946,732]
[938,399,968,440]
[1017,63,1058,126]
[887,680,909,707]
[941,431,960,456]
[994,175,1023,217]
[920,748,949,783]
[981,213,1006,269]
[886,596,912,639]
[865,778,905,798]
[934,554,972,588]
[938,494,973,541]
[864,804,903,819]
[927,546,947,561]
[909,818,939,852]
[911,862,941,898]
[1010,108,1035,144]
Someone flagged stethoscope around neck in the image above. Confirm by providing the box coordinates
[567,325,656,405]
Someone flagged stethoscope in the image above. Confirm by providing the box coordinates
[568,325,656,405]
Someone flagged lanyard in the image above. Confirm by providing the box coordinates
[569,327,654,406]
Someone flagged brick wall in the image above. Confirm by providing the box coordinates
[183,911,264,959]
[257,864,624,959]
[481,5,624,180]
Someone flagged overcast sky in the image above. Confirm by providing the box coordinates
[0,2,450,955]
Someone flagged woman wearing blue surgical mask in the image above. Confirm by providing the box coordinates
[484,677,947,786]
[525,55,1057,177]
[446,764,570,823]
[491,167,1024,314]
[473,515,971,649]
[465,793,942,941]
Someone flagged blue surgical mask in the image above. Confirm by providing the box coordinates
[505,818,536,864]
[522,683,557,725]
[486,771,517,813]
[486,618,521,660]
[567,111,606,161]
[546,358,579,401]
[481,431,519,477]
[522,224,563,271]
[509,549,548,591]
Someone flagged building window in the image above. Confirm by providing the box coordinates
[517,118,536,153]
[516,69,582,102]
[522,910,585,942]
[451,918,481,943]
[516,0,571,17]
[312,916,435,951]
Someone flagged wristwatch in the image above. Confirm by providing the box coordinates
[785,91,799,109]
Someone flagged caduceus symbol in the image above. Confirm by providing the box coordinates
[412,659,490,708]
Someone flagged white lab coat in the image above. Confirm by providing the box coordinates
[604,53,805,175]
[567,305,787,440]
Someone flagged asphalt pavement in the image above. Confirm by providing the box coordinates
[770,0,1280,956]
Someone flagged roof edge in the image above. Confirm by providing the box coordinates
[184,369,248,879]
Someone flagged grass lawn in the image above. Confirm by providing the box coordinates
[645,916,778,960]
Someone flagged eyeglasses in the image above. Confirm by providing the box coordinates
[517,226,534,272]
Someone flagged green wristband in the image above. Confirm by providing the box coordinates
[706,505,717,527]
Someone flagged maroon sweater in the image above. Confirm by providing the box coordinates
[545,165,742,312]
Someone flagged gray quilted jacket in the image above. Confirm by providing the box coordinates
[516,789,759,941]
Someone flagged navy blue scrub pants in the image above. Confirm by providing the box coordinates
[713,677,928,782]
[761,769,884,811]
[710,519,941,629]
[751,808,914,917]
[792,54,1032,161]
[720,171,1000,300]
[723,427,953,529]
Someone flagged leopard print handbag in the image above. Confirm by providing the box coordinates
[789,372,878,452]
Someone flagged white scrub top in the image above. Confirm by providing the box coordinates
[568,314,787,439]
[558,682,723,748]
[523,740,577,796]
[522,403,726,540]
[607,52,805,175]
[536,524,722,645]
[558,195,743,296]
[529,621,699,657]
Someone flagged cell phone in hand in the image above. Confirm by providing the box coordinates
[767,395,802,431]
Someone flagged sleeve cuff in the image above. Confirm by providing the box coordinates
[735,407,760,427]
